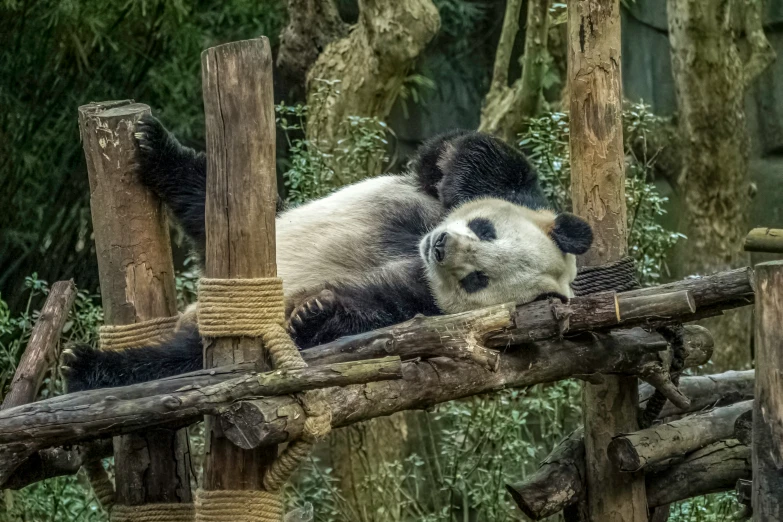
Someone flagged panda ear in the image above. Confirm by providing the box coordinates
[549,213,593,255]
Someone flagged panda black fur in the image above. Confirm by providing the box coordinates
[62,116,592,392]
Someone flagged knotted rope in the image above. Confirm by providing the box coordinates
[99,315,179,351]
[110,503,196,522]
[196,277,332,521]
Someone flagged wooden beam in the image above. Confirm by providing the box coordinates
[752,260,783,519]
[567,0,647,519]
[744,228,783,253]
[78,100,191,506]
[0,325,713,484]
[639,369,754,419]
[0,358,401,448]
[607,400,752,472]
[200,36,278,492]
[2,280,77,409]
[646,440,751,508]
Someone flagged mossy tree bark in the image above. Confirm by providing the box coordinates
[479,0,552,143]
[302,3,438,519]
[667,0,775,371]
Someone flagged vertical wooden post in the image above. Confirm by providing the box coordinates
[200,38,278,491]
[752,261,783,520]
[567,2,647,521]
[79,101,192,507]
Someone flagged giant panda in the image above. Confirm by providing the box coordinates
[63,117,592,392]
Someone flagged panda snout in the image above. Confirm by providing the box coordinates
[433,232,448,263]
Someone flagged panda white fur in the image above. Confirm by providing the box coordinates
[63,120,592,391]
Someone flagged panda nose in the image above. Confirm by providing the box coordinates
[433,232,448,262]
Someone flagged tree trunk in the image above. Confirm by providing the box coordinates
[303,3,438,518]
[79,100,192,508]
[667,0,775,371]
[567,1,648,520]
[752,261,783,519]
[200,37,278,493]
[479,0,552,143]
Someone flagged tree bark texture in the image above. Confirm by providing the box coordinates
[639,369,754,419]
[608,400,752,472]
[305,0,439,161]
[752,261,783,520]
[78,100,191,506]
[480,0,552,143]
[277,0,347,100]
[201,37,278,492]
[667,0,775,371]
[567,1,646,520]
[1,280,76,409]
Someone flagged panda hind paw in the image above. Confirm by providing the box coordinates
[59,343,100,393]
[287,289,337,348]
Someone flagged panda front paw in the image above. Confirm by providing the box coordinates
[133,115,176,190]
[287,289,339,349]
[60,344,100,393]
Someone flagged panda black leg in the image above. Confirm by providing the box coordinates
[134,115,207,252]
[61,327,203,391]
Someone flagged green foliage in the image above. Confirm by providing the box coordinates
[277,81,389,205]
[0,0,286,310]
[0,277,106,521]
[287,382,583,522]
[668,492,741,522]
[520,102,685,286]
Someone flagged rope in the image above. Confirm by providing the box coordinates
[84,459,115,512]
[572,256,640,297]
[99,316,179,351]
[111,503,195,522]
[195,490,283,522]
[196,277,333,518]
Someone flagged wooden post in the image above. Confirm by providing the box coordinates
[567,1,647,521]
[2,280,76,409]
[200,37,278,491]
[752,260,783,520]
[78,101,192,506]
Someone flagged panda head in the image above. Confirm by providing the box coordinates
[419,198,593,313]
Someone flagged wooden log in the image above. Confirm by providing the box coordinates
[3,440,112,490]
[744,228,783,253]
[607,400,752,472]
[646,440,751,507]
[567,0,648,518]
[78,100,191,506]
[495,267,754,346]
[0,326,712,481]
[2,281,77,409]
[216,326,712,451]
[506,429,585,520]
[506,437,751,518]
[0,358,400,449]
[201,37,278,492]
[752,260,783,519]
[735,409,753,446]
[639,369,754,418]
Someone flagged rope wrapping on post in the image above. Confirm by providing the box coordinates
[111,503,196,522]
[99,316,179,351]
[92,315,188,517]
[197,277,332,520]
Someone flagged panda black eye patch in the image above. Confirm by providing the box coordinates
[460,271,490,293]
[467,217,496,241]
